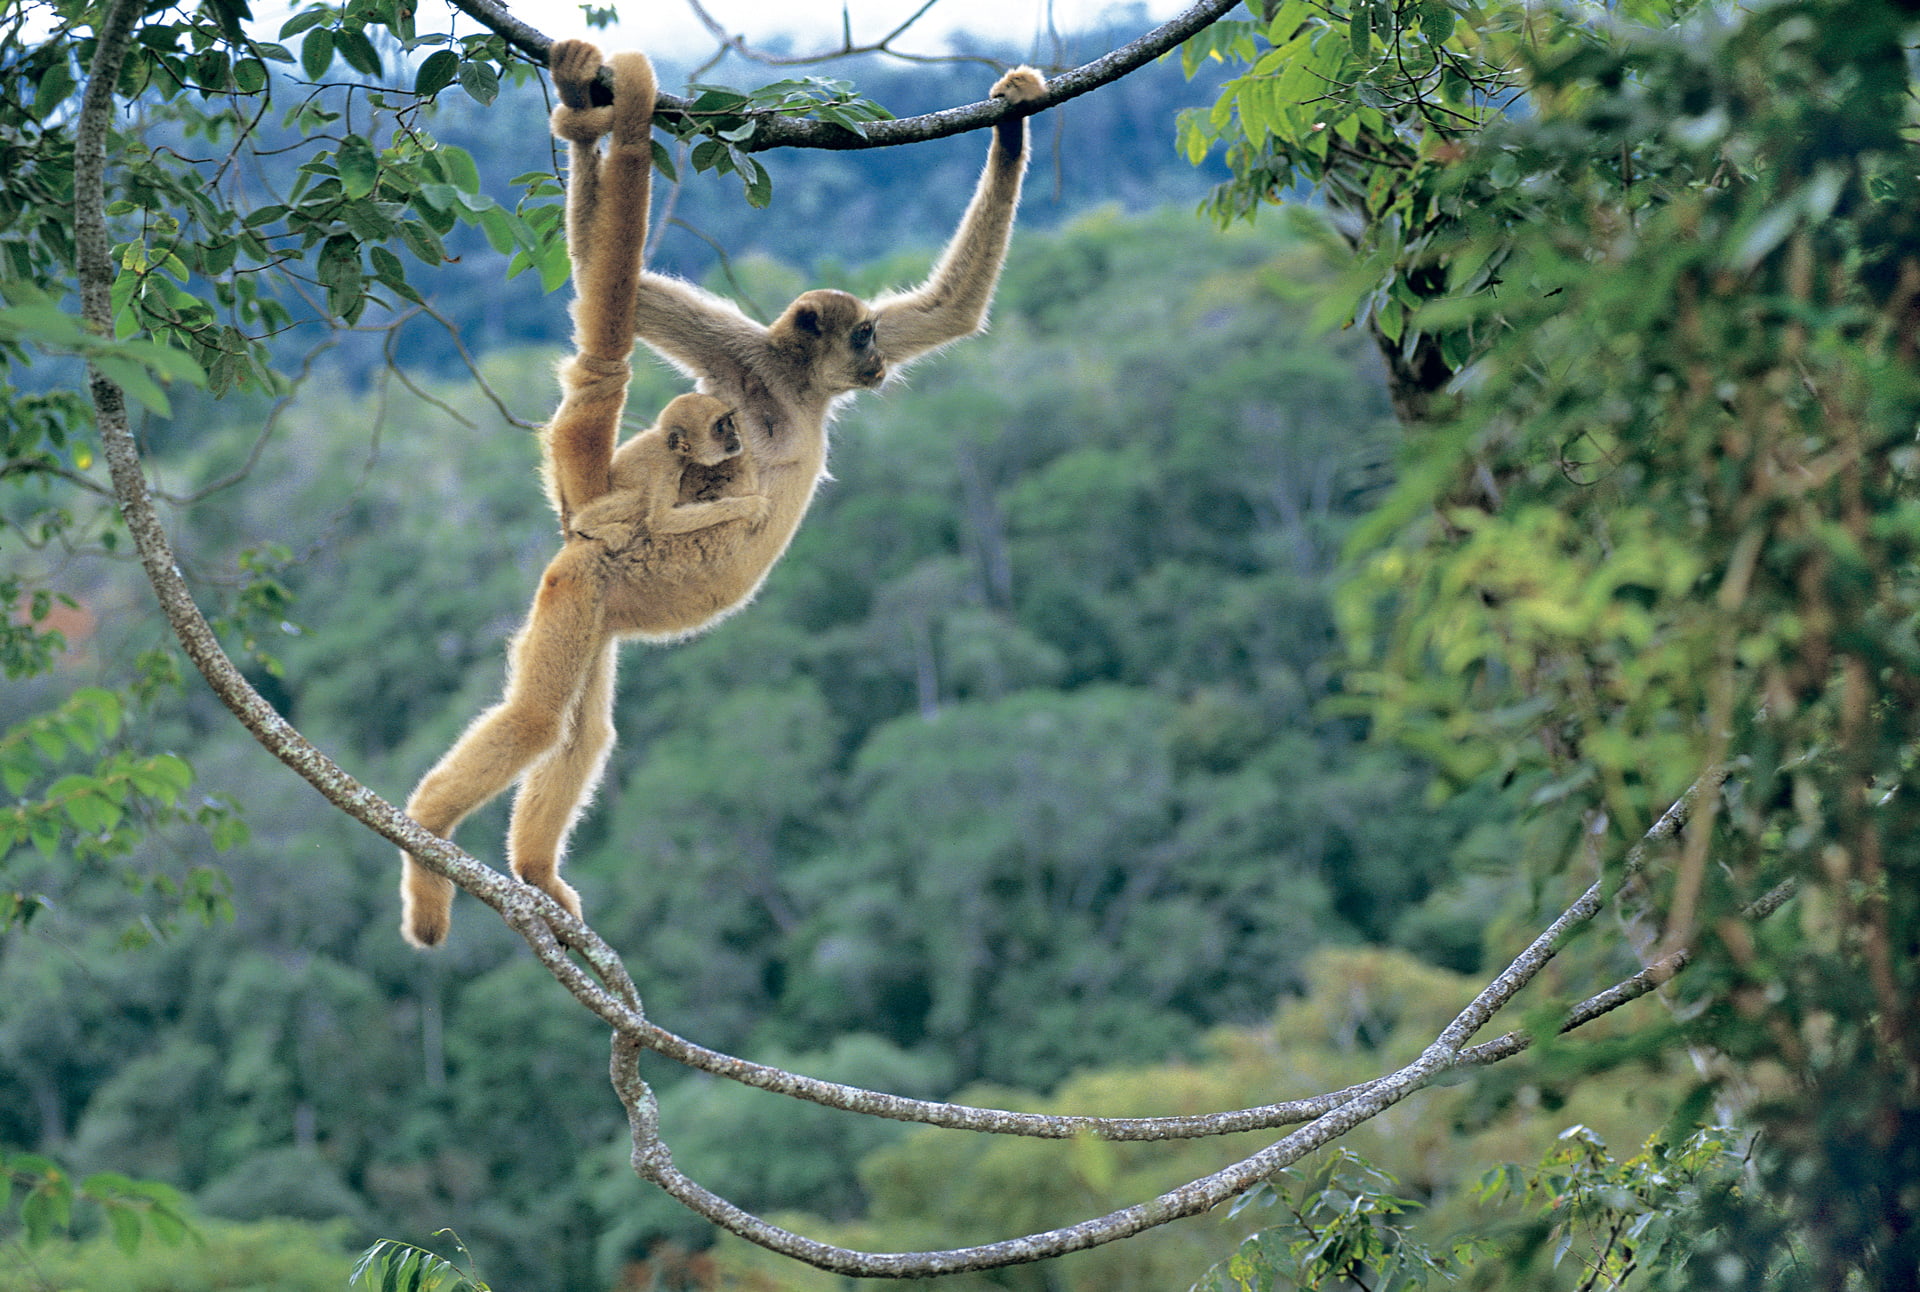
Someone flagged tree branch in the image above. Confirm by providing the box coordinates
[603,773,1782,1278]
[443,0,1243,151]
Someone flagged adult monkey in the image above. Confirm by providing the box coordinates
[403,43,757,947]
[627,59,1048,566]
[401,45,1048,947]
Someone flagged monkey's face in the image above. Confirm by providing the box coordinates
[781,290,887,392]
[668,412,744,466]
[846,317,887,389]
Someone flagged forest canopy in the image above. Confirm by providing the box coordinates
[3,0,1919,1287]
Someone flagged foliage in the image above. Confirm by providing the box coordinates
[1471,1125,1756,1291]
[1190,1126,1752,1292]
[1192,0,1920,1283]
[0,1148,193,1255]
[663,77,894,209]
[0,1218,354,1292]
[352,1235,493,1292]
[1,682,243,938]
[1196,1149,1474,1292]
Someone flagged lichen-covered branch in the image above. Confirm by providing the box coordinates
[444,0,1243,151]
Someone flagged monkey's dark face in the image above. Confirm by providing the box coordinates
[781,290,887,391]
[847,317,886,388]
[668,412,744,466]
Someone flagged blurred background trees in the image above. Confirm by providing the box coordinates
[4,0,1918,1286]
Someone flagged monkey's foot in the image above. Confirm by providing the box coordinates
[991,66,1047,103]
[513,865,584,919]
[400,853,454,948]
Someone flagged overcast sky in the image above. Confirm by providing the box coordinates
[458,0,1185,64]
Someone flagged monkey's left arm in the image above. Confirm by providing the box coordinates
[639,462,770,534]
[654,493,771,534]
[544,47,659,524]
[869,67,1046,368]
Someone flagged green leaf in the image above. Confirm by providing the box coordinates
[650,139,678,183]
[106,1204,143,1256]
[145,753,193,799]
[335,27,381,76]
[415,49,457,96]
[476,206,517,254]
[689,86,751,113]
[279,7,327,38]
[337,135,379,200]
[21,1181,70,1245]
[739,155,773,208]
[300,28,334,80]
[398,220,447,264]
[63,789,122,835]
[438,144,483,193]
[34,57,75,118]
[1417,0,1455,44]
[458,60,499,105]
[91,356,174,417]
[146,1204,187,1246]
[415,182,459,212]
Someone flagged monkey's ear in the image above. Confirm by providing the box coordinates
[666,428,686,452]
[793,306,824,336]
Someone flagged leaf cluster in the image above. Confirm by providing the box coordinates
[0,1148,193,1256]
[1196,1149,1474,1291]
[660,76,894,209]
[1,683,243,938]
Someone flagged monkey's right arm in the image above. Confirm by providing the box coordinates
[572,50,655,363]
[633,274,769,388]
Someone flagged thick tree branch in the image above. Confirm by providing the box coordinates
[444,0,1244,151]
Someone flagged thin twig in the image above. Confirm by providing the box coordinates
[680,0,1000,71]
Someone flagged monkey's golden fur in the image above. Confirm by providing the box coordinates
[402,46,767,947]
[626,64,1048,571]
[400,48,1046,947]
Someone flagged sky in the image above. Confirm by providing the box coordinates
[461,0,1187,63]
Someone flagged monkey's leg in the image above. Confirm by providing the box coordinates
[400,550,606,947]
[506,639,618,922]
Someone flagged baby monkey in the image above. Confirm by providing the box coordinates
[570,392,766,552]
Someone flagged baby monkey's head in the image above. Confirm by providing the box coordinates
[659,393,743,465]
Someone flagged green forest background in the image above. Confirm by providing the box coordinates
[5,39,1706,1292]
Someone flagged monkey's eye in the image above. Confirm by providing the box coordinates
[717,415,735,436]
[851,322,875,349]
